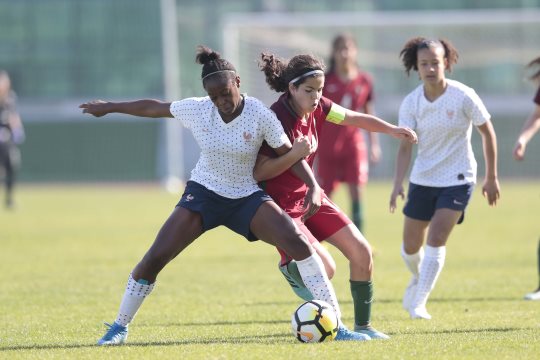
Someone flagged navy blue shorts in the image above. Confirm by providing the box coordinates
[403,182,474,224]
[176,181,273,241]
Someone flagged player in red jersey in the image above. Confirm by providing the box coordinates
[256,52,417,339]
[317,34,380,233]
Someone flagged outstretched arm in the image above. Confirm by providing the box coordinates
[79,99,173,118]
[513,104,540,161]
[477,120,500,206]
[341,109,417,144]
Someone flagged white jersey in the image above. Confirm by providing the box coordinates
[170,95,288,199]
[398,79,490,187]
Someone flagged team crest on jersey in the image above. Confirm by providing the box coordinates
[446,109,455,119]
[243,131,252,142]
[184,194,194,202]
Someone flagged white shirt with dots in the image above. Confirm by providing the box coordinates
[399,79,490,187]
[170,95,289,199]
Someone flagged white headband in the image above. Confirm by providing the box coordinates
[202,69,236,81]
[289,69,324,84]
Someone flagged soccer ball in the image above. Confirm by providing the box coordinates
[291,300,339,343]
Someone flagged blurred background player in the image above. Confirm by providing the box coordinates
[513,56,540,301]
[390,37,500,319]
[256,51,417,339]
[0,70,25,209]
[317,33,381,233]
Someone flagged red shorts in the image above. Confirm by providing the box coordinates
[277,195,352,265]
[317,136,368,195]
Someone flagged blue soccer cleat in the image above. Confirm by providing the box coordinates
[335,325,371,341]
[97,322,128,345]
[354,326,390,340]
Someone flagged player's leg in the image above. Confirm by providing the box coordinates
[344,134,368,232]
[524,238,540,300]
[4,144,16,208]
[304,199,386,339]
[409,208,461,319]
[0,143,9,207]
[251,201,369,341]
[347,182,364,233]
[324,224,387,339]
[278,229,336,301]
[401,216,428,313]
[98,206,203,345]
[400,183,434,316]
[410,184,473,318]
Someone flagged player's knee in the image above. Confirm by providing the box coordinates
[283,232,313,260]
[348,241,373,274]
[325,261,336,279]
[138,250,171,276]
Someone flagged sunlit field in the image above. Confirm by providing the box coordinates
[1,181,539,359]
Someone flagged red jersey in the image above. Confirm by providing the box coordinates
[318,71,373,155]
[259,93,333,217]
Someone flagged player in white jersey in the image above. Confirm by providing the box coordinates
[389,37,500,320]
[80,46,371,345]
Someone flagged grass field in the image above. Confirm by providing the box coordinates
[1,181,539,359]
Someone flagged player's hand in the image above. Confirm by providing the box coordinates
[482,178,500,206]
[512,140,526,161]
[291,136,313,160]
[79,100,110,117]
[391,127,418,144]
[389,184,405,213]
[302,184,322,222]
[369,143,382,164]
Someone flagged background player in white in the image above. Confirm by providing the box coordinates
[513,55,540,301]
[389,37,500,319]
[80,45,370,345]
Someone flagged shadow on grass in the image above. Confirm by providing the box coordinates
[397,326,536,336]
[253,296,520,307]
[2,326,536,351]
[137,319,289,327]
[0,333,292,351]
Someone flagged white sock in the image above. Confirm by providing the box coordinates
[412,245,446,309]
[401,243,424,278]
[114,273,155,327]
[296,253,342,321]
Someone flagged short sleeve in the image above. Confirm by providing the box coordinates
[463,89,490,126]
[263,109,289,149]
[398,95,416,129]
[170,98,203,129]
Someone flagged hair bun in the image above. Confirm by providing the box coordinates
[196,45,222,65]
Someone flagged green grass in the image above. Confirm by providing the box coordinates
[1,181,539,359]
